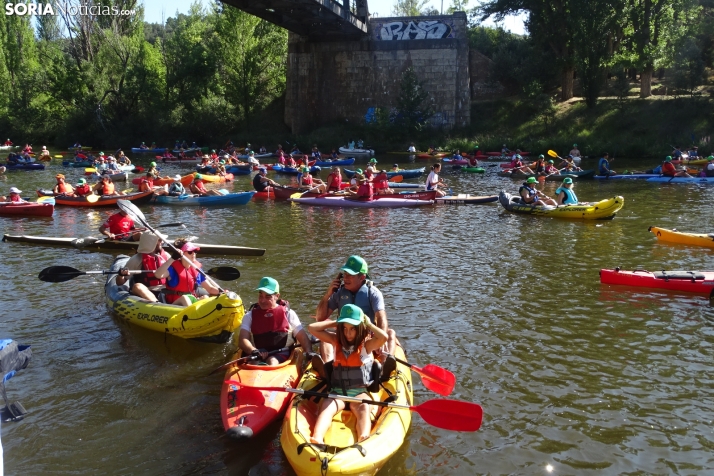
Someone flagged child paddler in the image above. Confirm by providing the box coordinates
[237,277,312,365]
[308,304,388,445]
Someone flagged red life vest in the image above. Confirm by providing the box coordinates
[141,178,154,191]
[9,194,22,202]
[75,184,91,196]
[301,174,313,186]
[56,183,73,194]
[250,302,290,351]
[134,251,170,288]
[356,182,373,200]
[164,260,201,304]
[374,174,389,190]
[327,172,341,191]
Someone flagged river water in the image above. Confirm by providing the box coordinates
[1,154,713,475]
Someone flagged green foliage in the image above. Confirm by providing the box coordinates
[395,67,434,132]
[613,68,631,106]
[391,0,431,16]
[447,0,470,13]
[523,81,557,132]
[672,38,706,97]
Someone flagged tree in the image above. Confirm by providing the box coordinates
[448,0,470,13]
[394,67,434,131]
[672,37,706,96]
[392,0,431,16]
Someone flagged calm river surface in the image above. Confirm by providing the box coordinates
[1,154,714,475]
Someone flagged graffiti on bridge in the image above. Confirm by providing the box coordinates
[375,20,454,41]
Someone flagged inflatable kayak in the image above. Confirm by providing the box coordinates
[105,256,245,342]
[436,194,498,204]
[594,174,659,180]
[461,167,485,173]
[131,147,166,154]
[4,162,45,171]
[221,347,305,440]
[0,202,54,217]
[314,158,355,167]
[36,190,154,207]
[153,191,254,206]
[338,146,374,156]
[280,345,412,476]
[498,170,595,180]
[600,267,714,295]
[3,234,266,256]
[498,191,624,220]
[290,195,433,208]
[649,226,714,248]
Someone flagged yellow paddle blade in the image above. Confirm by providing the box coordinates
[85,168,96,173]
[547,150,558,158]
[123,188,134,194]
[54,155,63,158]
[289,193,301,199]
[86,193,100,203]
[37,196,55,203]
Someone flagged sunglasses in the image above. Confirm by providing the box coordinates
[184,251,196,255]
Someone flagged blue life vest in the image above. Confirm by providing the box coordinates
[518,184,538,204]
[333,282,376,323]
[598,157,610,174]
[555,186,578,205]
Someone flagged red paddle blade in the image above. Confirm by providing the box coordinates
[413,399,483,432]
[413,364,456,396]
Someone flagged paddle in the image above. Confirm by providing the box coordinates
[390,175,404,183]
[117,199,226,292]
[225,382,483,432]
[387,354,455,396]
[37,196,55,205]
[53,155,63,158]
[290,185,322,199]
[86,193,100,203]
[537,166,569,183]
[39,265,240,283]
[209,344,299,375]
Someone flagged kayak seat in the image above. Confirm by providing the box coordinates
[653,271,705,281]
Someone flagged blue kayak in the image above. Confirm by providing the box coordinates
[63,161,92,167]
[594,174,660,180]
[226,165,253,175]
[646,176,714,183]
[5,162,45,171]
[314,158,355,167]
[132,147,166,154]
[273,165,321,175]
[343,167,425,179]
[153,191,255,206]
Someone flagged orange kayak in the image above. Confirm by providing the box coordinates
[221,347,304,440]
[131,174,194,186]
[36,190,154,207]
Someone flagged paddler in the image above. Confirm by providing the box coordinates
[569,143,581,158]
[325,166,342,193]
[253,167,278,193]
[116,232,170,301]
[167,175,186,196]
[39,146,50,159]
[1,187,27,203]
[308,304,388,445]
[661,155,692,178]
[147,161,160,178]
[139,172,167,195]
[555,177,578,205]
[298,166,326,193]
[53,174,75,196]
[153,241,223,307]
[373,170,393,195]
[74,178,91,197]
[189,174,222,196]
[314,256,397,377]
[597,152,616,176]
[237,277,312,365]
[519,176,557,206]
[425,163,447,197]
[99,209,140,241]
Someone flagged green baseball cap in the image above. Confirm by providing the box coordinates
[369,158,377,163]
[526,177,537,183]
[548,159,554,163]
[340,255,369,276]
[665,156,672,161]
[538,154,544,159]
[708,155,714,160]
[150,161,156,166]
[255,277,279,295]
[355,168,363,174]
[562,177,573,184]
[573,143,577,147]
[337,304,363,326]
[194,173,202,179]
[77,178,86,185]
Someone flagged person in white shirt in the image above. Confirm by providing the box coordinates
[425,163,447,197]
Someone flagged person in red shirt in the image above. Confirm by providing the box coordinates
[661,156,692,178]
[3,139,12,146]
[74,178,91,197]
[355,177,373,200]
[98,210,140,241]
[325,166,342,192]
[373,170,393,195]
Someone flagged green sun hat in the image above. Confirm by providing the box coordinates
[340,255,369,276]
[255,277,279,295]
[369,158,378,163]
[563,177,573,184]
[538,154,544,159]
[526,177,537,183]
[150,161,156,166]
[355,168,363,174]
[99,151,104,155]
[337,304,364,326]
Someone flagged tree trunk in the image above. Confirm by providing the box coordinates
[560,66,574,101]
[640,66,653,98]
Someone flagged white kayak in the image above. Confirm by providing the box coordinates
[289,195,433,207]
[338,146,374,156]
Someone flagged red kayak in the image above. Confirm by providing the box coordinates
[600,268,714,295]
[252,190,275,200]
[0,202,54,217]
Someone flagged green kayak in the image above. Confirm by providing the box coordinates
[462,167,484,173]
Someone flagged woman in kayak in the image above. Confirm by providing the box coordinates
[153,241,222,307]
[308,304,388,445]
[53,174,75,196]
[373,170,393,195]
[425,163,447,197]
[555,177,578,205]
[661,156,692,178]
[325,166,343,192]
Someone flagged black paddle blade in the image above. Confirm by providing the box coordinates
[206,267,240,281]
[38,266,85,283]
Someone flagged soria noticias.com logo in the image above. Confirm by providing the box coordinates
[5,3,136,16]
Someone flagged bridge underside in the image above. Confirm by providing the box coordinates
[222,0,368,39]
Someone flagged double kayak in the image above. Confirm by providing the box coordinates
[153,191,255,206]
[36,190,154,207]
[0,202,54,217]
[290,196,434,207]
[600,267,714,295]
[338,146,374,156]
[221,347,305,440]
[498,191,624,219]
[343,168,425,179]
[105,256,245,342]
[646,176,714,183]
[280,345,412,476]
[3,234,266,256]
[649,226,714,248]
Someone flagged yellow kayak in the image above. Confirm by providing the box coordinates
[281,345,413,476]
[649,226,714,248]
[498,191,624,220]
[105,255,244,343]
